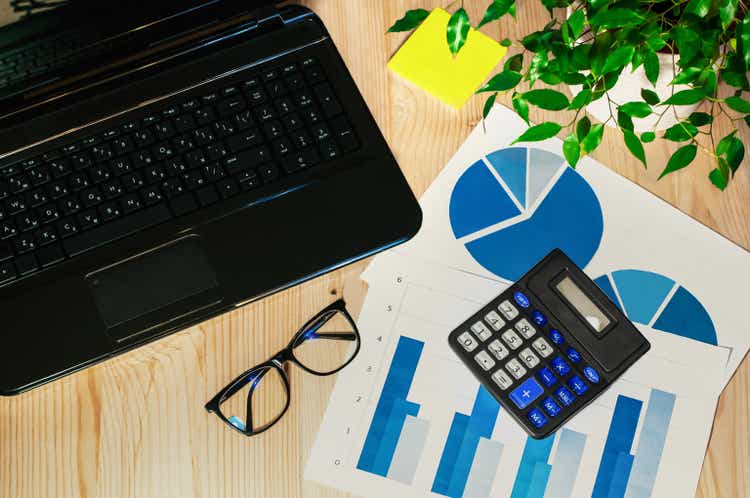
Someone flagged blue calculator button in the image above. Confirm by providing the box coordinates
[541,397,562,417]
[551,356,571,376]
[548,329,564,345]
[568,375,588,395]
[509,377,544,409]
[527,408,548,428]
[555,386,576,406]
[513,291,530,308]
[583,365,600,384]
[531,310,547,326]
[537,367,557,387]
[566,347,582,363]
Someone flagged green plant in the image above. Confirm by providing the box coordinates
[389,0,749,190]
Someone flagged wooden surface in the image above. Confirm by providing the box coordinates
[1,1,749,497]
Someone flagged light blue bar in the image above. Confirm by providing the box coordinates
[623,390,676,498]
[526,462,552,498]
[543,429,587,498]
[509,436,555,498]
[463,438,504,498]
[386,416,431,484]
[606,452,634,498]
[371,398,421,475]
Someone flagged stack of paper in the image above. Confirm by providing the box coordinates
[306,105,750,498]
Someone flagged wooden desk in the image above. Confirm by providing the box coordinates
[1,2,748,497]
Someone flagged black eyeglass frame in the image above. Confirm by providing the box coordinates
[205,299,360,436]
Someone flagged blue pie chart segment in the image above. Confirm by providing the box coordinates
[594,270,718,345]
[449,147,604,282]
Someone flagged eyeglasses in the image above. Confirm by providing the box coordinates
[205,299,360,436]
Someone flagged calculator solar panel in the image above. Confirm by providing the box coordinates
[448,249,650,439]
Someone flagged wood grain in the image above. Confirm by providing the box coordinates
[0,2,747,497]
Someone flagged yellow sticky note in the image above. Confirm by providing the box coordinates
[387,8,507,109]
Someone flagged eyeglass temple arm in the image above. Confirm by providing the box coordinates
[304,330,358,342]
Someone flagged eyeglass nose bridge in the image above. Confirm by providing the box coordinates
[271,348,293,365]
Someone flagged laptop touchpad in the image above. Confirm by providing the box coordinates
[87,236,222,343]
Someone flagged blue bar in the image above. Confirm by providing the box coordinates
[432,414,470,494]
[591,396,643,498]
[371,398,421,475]
[624,390,676,498]
[463,438,504,498]
[509,436,555,498]
[543,429,587,498]
[387,416,431,484]
[526,462,552,498]
[606,452,634,498]
[357,336,424,473]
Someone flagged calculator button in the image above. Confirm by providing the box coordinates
[484,310,505,330]
[457,331,479,352]
[509,377,543,408]
[531,310,547,326]
[555,386,576,406]
[474,350,496,371]
[527,408,548,428]
[537,367,557,387]
[505,358,527,379]
[514,318,536,339]
[532,337,553,358]
[491,368,513,390]
[551,356,571,376]
[541,397,562,417]
[519,348,540,368]
[513,291,530,308]
[548,328,564,345]
[498,300,519,320]
[488,339,509,360]
[583,365,600,384]
[501,329,523,350]
[471,321,492,341]
[566,347,582,363]
[568,375,588,395]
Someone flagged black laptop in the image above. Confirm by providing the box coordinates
[0,0,422,394]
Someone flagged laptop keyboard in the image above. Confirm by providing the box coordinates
[0,55,360,286]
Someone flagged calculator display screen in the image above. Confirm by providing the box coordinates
[556,276,611,333]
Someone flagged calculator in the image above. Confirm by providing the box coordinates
[448,249,650,439]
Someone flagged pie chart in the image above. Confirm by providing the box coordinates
[594,269,717,345]
[449,147,604,281]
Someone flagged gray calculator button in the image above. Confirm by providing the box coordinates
[501,329,523,350]
[488,339,509,360]
[532,337,553,358]
[505,358,527,379]
[484,311,505,331]
[471,321,492,341]
[519,347,540,368]
[457,331,478,352]
[474,350,496,371]
[498,300,519,320]
[515,318,537,339]
[491,369,513,390]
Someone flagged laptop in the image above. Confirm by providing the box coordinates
[0,0,422,394]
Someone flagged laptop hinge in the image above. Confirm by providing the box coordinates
[253,5,285,29]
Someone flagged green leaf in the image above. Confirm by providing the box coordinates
[661,89,705,105]
[447,8,471,56]
[512,122,563,144]
[478,0,515,28]
[689,112,713,126]
[725,96,750,113]
[736,16,750,71]
[618,110,634,131]
[646,34,667,52]
[718,132,745,172]
[623,129,647,167]
[477,71,522,93]
[641,89,660,106]
[590,0,610,8]
[569,89,593,110]
[527,52,549,84]
[483,93,498,119]
[671,67,702,85]
[644,50,660,87]
[620,101,652,118]
[641,131,656,143]
[709,163,729,190]
[744,115,750,127]
[568,10,586,39]
[523,89,570,111]
[504,54,523,72]
[663,122,699,141]
[685,0,711,17]
[581,123,605,153]
[387,9,430,32]
[719,0,739,29]
[602,46,635,74]
[563,134,581,167]
[501,38,512,47]
[716,131,737,155]
[512,92,530,123]
[589,8,645,29]
[577,116,591,141]
[659,144,698,179]
[673,26,700,63]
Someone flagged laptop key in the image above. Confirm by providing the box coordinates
[217,178,239,199]
[226,129,263,153]
[0,240,12,261]
[170,193,198,217]
[196,186,219,207]
[37,243,64,267]
[0,262,16,284]
[14,253,37,275]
